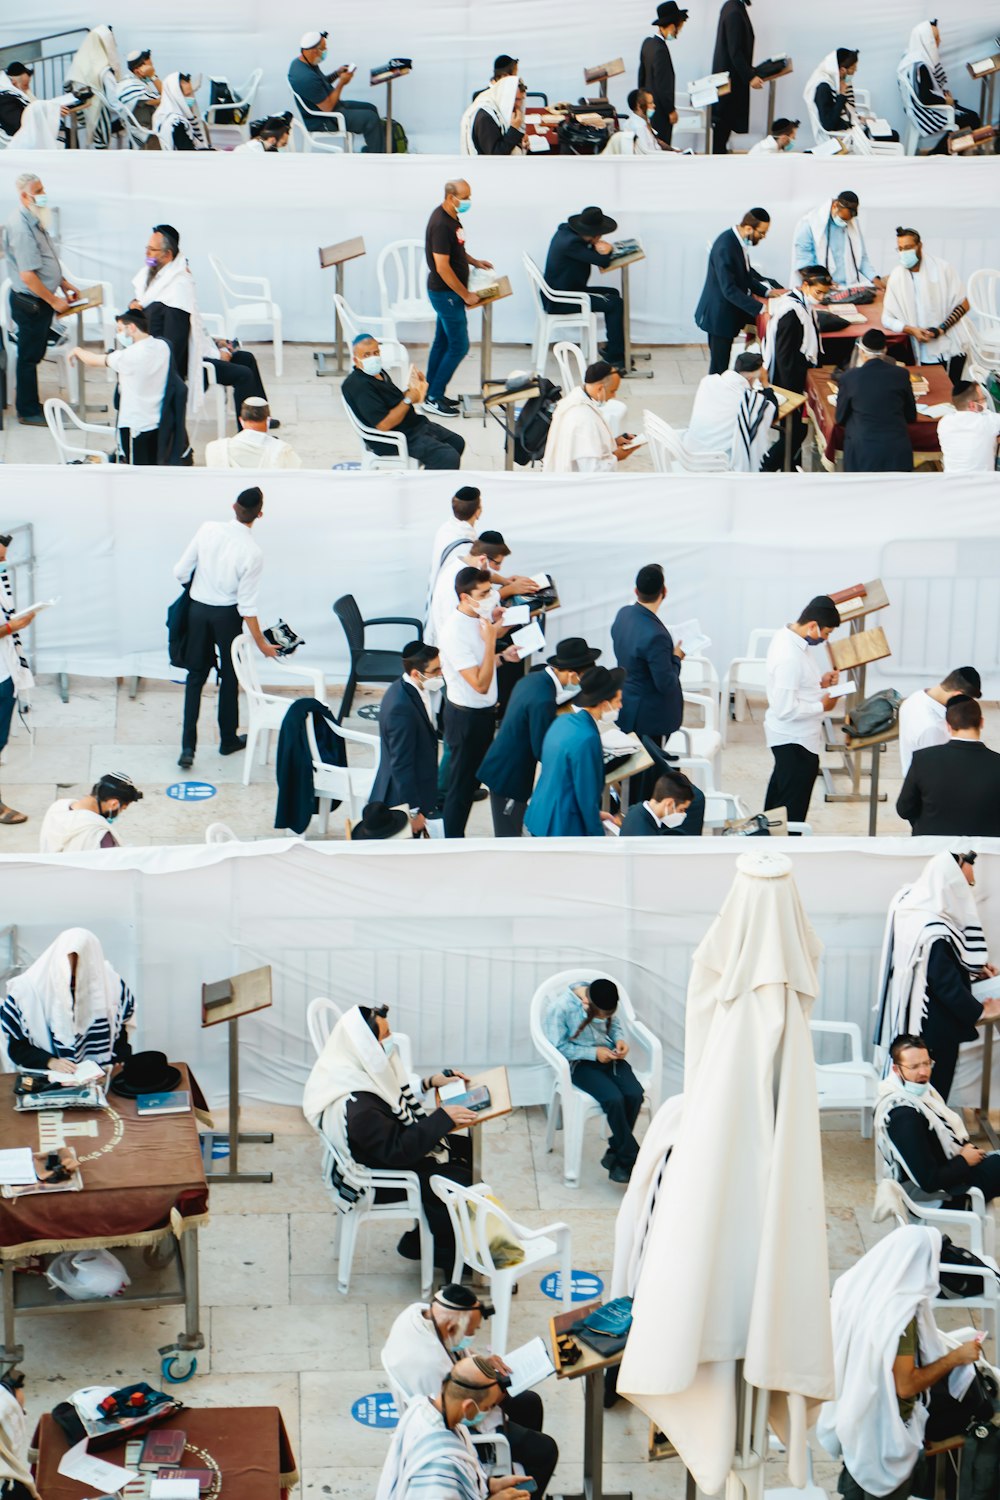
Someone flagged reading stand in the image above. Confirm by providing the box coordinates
[763,60,794,135]
[600,245,651,379]
[484,378,541,469]
[67,285,107,419]
[819,582,891,807]
[583,58,625,101]
[370,63,412,152]
[967,53,1000,128]
[459,276,514,417]
[314,236,366,376]
[549,1300,630,1500]
[200,965,274,1185]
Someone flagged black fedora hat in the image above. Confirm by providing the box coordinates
[548,637,602,671]
[352,802,411,841]
[110,1050,181,1099]
[576,665,626,707]
[652,2,689,25]
[567,206,618,239]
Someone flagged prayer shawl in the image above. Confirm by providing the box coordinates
[799,200,869,284]
[873,1074,968,1191]
[687,369,775,472]
[611,1094,684,1300]
[762,290,820,376]
[542,386,616,472]
[459,76,522,156]
[375,1396,486,1500]
[0,1384,38,1499]
[898,22,952,138]
[302,1004,448,1214]
[132,254,217,419]
[803,51,857,144]
[0,927,135,1072]
[38,799,119,854]
[205,429,302,469]
[874,849,987,1076]
[0,564,34,704]
[153,72,210,151]
[67,24,123,147]
[9,96,76,149]
[882,255,968,365]
[618,854,833,1494]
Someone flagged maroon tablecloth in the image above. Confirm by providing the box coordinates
[805,363,952,461]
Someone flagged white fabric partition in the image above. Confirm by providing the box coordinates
[6,466,1000,694]
[2,2,996,150]
[2,837,999,1108]
[2,151,998,345]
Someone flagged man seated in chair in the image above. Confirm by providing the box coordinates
[382,1284,559,1498]
[686,352,779,471]
[543,978,644,1183]
[342,335,466,471]
[542,362,639,473]
[205,397,301,469]
[874,1033,1000,1207]
[619,769,702,837]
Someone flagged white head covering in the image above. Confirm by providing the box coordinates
[762,290,820,375]
[460,75,521,154]
[873,1070,968,1189]
[132,251,216,418]
[9,96,74,149]
[898,20,950,132]
[803,50,857,143]
[0,1381,38,1498]
[153,72,209,150]
[2,927,128,1069]
[68,24,124,89]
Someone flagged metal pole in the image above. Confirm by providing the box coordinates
[228,1015,241,1177]
[480,301,493,392]
[767,79,777,134]
[867,741,880,836]
[704,107,711,155]
[385,79,393,153]
[784,413,793,471]
[335,263,346,374]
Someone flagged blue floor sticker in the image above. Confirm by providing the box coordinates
[167,782,217,801]
[540,1269,605,1302]
[351,1393,399,1428]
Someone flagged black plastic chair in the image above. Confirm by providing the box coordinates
[332,595,423,723]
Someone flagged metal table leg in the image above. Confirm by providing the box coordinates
[385,81,394,153]
[620,265,651,380]
[766,79,777,134]
[553,1367,632,1500]
[1,1262,24,1371]
[783,415,793,471]
[867,741,881,836]
[976,1021,999,1150]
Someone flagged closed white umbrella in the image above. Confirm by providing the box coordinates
[618,852,835,1498]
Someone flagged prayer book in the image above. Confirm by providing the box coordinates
[667,618,711,657]
[156,1472,214,1493]
[473,275,513,304]
[150,1482,200,1500]
[140,1430,187,1470]
[2,1148,82,1198]
[0,1147,37,1185]
[829,584,867,605]
[608,238,643,267]
[137,1091,191,1116]
[502,604,530,626]
[972,976,1000,1003]
[504,1336,557,1397]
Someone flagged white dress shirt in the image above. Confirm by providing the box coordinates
[173,518,263,616]
[763,626,827,754]
[439,609,497,709]
[898,688,948,777]
[106,337,170,436]
[428,551,476,648]
[937,410,1000,474]
[429,518,475,578]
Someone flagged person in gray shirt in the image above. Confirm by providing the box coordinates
[2,173,78,424]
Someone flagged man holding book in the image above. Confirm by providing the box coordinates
[542,206,626,372]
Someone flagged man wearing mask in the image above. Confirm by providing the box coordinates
[761,265,833,467]
[39,771,143,852]
[748,116,799,154]
[370,642,443,837]
[791,191,882,289]
[611,563,684,804]
[479,637,602,837]
[69,307,171,466]
[2,175,79,426]
[543,205,625,372]
[687,351,778,471]
[235,116,292,153]
[0,63,35,137]
[835,329,916,473]
[711,0,761,154]
[524,665,626,839]
[763,594,842,825]
[381,1284,559,1496]
[542,362,638,472]
[620,769,698,836]
[423,180,491,417]
[288,30,383,151]
[342,334,465,470]
[882,227,969,385]
[938,382,1000,474]
[695,208,780,375]
[637,3,688,147]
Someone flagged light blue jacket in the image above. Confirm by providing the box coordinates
[544,985,625,1063]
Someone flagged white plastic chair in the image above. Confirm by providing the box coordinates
[431,1176,572,1354]
[209,256,283,377]
[306,996,416,1078]
[230,633,326,786]
[885,1194,999,1343]
[529,969,663,1187]
[317,1130,432,1297]
[898,79,954,156]
[522,253,598,373]
[203,70,263,147]
[199,359,228,442]
[290,89,352,152]
[42,398,114,463]
[1,279,78,407]
[679,653,722,712]
[664,691,723,784]
[377,240,435,339]
[552,339,628,437]
[967,270,1000,374]
[382,1354,513,1474]
[848,124,904,157]
[645,409,730,474]
[670,90,711,147]
[303,712,380,832]
[112,93,153,149]
[340,392,420,471]
[810,1020,878,1137]
[59,264,117,351]
[332,294,410,389]
[720,629,777,745]
[204,822,240,844]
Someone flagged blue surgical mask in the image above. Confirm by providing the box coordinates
[461,1409,486,1428]
[382,1036,396,1059]
[902,1079,930,1097]
[360,355,383,377]
[806,634,825,647]
[456,200,471,215]
[104,808,119,824]
[32,192,49,209]
[899,249,919,270]
[116,332,134,348]
[831,210,847,226]
[452,1334,474,1352]
[782,140,793,151]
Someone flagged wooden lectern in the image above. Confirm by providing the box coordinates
[315,236,366,376]
[200,964,274,1184]
[370,62,412,153]
[967,53,1000,130]
[763,60,794,134]
[820,579,891,806]
[65,285,107,418]
[583,57,625,101]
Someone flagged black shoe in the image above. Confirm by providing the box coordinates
[609,1160,634,1184]
[219,735,247,756]
[422,397,460,419]
[601,1148,617,1171]
[178,749,195,769]
[598,341,610,357]
[268,417,281,430]
[473,787,489,802]
[17,413,46,427]
[396,1229,421,1262]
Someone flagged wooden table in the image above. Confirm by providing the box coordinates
[603,737,653,817]
[805,362,952,466]
[444,1065,512,1184]
[823,724,898,835]
[770,383,808,471]
[757,291,909,361]
[549,1300,630,1500]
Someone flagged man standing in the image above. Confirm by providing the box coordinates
[438,567,513,838]
[791,191,882,289]
[763,595,842,825]
[711,0,761,154]
[39,772,143,852]
[695,209,780,374]
[370,642,443,837]
[638,3,689,147]
[897,697,1000,838]
[0,533,37,827]
[543,206,625,372]
[938,382,1000,474]
[542,363,638,472]
[762,266,833,467]
[342,334,465,471]
[687,351,778,471]
[2,174,79,426]
[172,487,280,770]
[69,307,171,466]
[611,563,684,804]
[479,637,601,837]
[288,31,383,151]
[206,398,301,469]
[834,329,916,473]
[524,666,625,838]
[423,180,491,418]
[428,487,483,603]
[898,667,981,778]
[428,538,508,648]
[882,227,969,385]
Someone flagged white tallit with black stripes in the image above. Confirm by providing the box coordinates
[761,290,820,377]
[897,21,952,138]
[303,1004,448,1213]
[0,562,33,703]
[687,369,776,473]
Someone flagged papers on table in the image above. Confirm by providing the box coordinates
[504,1335,556,1398]
[502,604,531,627]
[0,1147,36,1186]
[811,136,844,156]
[510,620,545,659]
[825,681,855,699]
[57,1437,140,1490]
[688,71,728,107]
[831,306,868,325]
[668,617,711,657]
[972,975,1000,1003]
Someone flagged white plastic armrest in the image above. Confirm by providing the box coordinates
[544,287,592,314]
[516,1218,572,1244]
[336,725,380,756]
[810,1019,865,1062]
[223,271,270,294]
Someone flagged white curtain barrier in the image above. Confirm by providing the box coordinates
[2,151,998,346]
[5,466,1000,694]
[2,837,999,1108]
[2,1,997,151]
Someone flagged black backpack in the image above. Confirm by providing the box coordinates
[208,79,250,125]
[843,688,902,741]
[938,1234,1000,1300]
[513,377,562,466]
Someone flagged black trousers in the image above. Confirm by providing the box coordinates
[181,600,244,753]
[544,288,625,363]
[650,108,674,146]
[489,790,527,838]
[389,1138,472,1269]
[502,1390,558,1497]
[946,1151,1000,1208]
[118,426,159,465]
[204,349,267,421]
[708,333,735,375]
[406,422,466,471]
[764,743,820,826]
[10,291,54,419]
[570,1059,644,1166]
[443,702,495,837]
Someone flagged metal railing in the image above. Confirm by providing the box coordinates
[0,29,88,100]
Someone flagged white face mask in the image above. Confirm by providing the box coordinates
[475,594,497,620]
[601,707,620,724]
[382,1036,396,1059]
[831,210,848,227]
[116,331,134,347]
[360,354,383,377]
[31,192,49,209]
[662,810,686,829]
[555,682,580,704]
[422,674,444,694]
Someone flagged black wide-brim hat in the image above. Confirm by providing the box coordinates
[567,206,618,239]
[110,1049,181,1098]
[652,2,689,25]
[576,666,626,707]
[547,637,601,671]
[352,801,411,840]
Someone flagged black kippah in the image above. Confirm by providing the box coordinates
[434,1283,479,1310]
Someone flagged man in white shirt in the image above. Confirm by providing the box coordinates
[172,487,280,769]
[234,116,291,153]
[748,117,799,154]
[627,88,667,153]
[70,307,171,465]
[763,595,842,825]
[429,487,483,582]
[687,352,779,471]
[542,362,639,473]
[938,382,1000,474]
[898,666,981,778]
[39,771,143,853]
[428,538,507,648]
[205,398,301,470]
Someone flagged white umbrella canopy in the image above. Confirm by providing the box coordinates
[617,852,835,1497]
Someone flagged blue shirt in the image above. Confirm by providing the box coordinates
[543,985,625,1062]
[792,213,876,286]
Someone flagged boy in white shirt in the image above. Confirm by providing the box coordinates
[938,381,1000,473]
[763,595,842,825]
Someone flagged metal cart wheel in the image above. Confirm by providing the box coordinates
[161,1351,198,1383]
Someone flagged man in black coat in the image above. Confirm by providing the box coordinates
[611,563,684,804]
[620,769,701,837]
[695,209,779,373]
[881,1035,1000,1201]
[834,328,915,472]
[370,642,443,834]
[637,2,689,147]
[478,637,600,837]
[897,696,1000,840]
[542,206,625,370]
[711,0,761,153]
[766,265,832,468]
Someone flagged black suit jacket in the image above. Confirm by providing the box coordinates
[896,740,1000,837]
[478,668,557,804]
[611,603,683,741]
[712,0,755,131]
[835,359,916,473]
[638,35,676,140]
[695,229,769,339]
[370,677,439,815]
